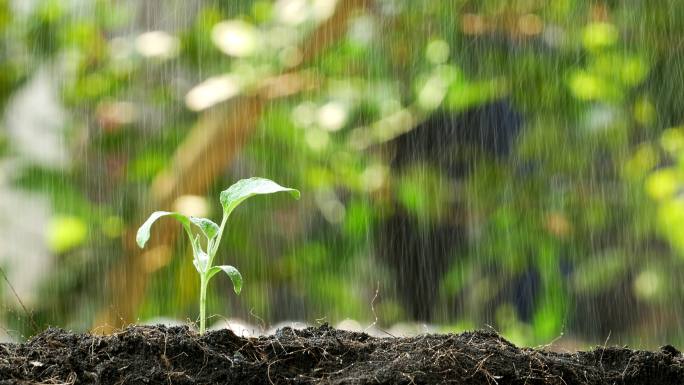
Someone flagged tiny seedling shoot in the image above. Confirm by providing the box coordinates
[136,177,300,334]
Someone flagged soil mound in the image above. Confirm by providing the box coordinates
[0,324,682,384]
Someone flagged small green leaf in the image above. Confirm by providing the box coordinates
[193,250,210,273]
[136,211,191,248]
[208,265,243,294]
[191,234,210,273]
[190,217,219,240]
[219,177,300,217]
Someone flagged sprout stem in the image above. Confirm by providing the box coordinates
[199,274,208,334]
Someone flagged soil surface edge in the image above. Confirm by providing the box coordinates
[0,325,682,384]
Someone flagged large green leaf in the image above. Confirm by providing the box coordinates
[208,265,243,294]
[136,211,192,248]
[219,177,300,216]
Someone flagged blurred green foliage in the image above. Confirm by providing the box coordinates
[2,0,684,348]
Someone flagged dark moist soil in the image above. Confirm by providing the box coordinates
[0,325,682,385]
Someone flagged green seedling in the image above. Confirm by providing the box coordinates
[136,177,300,334]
